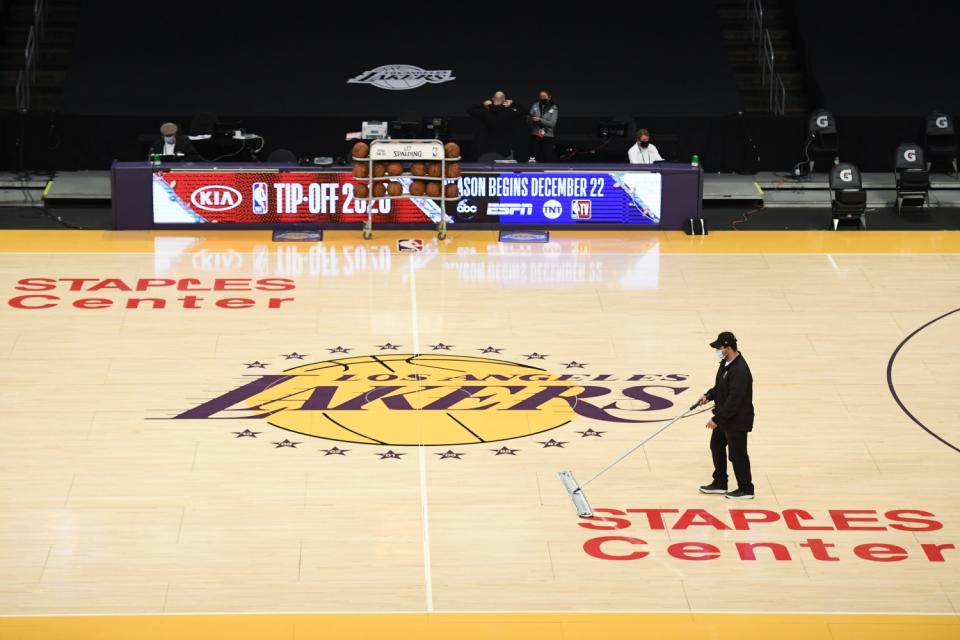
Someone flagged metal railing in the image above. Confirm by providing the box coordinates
[34,0,46,39]
[760,30,773,87]
[773,74,785,115]
[25,25,37,83]
[746,0,786,115]
[749,0,763,62]
[15,0,47,111]
[15,71,29,112]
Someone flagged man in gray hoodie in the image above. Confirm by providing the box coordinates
[528,89,559,162]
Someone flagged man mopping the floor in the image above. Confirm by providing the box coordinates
[698,331,756,500]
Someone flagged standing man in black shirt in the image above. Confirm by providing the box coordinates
[468,91,525,160]
[698,331,756,500]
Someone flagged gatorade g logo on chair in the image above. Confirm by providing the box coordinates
[904,149,917,163]
[936,116,949,129]
[816,115,830,128]
[174,353,694,446]
[840,169,853,182]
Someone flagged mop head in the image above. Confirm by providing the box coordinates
[558,470,593,518]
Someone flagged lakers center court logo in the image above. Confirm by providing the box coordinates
[173,345,696,449]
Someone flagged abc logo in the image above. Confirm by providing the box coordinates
[542,199,563,220]
[457,199,478,214]
[904,149,917,162]
[839,168,853,182]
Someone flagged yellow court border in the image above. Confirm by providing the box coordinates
[0,229,958,254]
[0,612,957,640]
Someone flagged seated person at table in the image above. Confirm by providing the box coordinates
[148,122,198,160]
[627,129,663,164]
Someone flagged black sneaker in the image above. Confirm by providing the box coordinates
[725,489,755,500]
[699,482,728,494]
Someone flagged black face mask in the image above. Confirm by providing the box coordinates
[640,140,649,148]
[539,99,550,108]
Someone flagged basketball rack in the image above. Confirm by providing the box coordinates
[352,139,460,240]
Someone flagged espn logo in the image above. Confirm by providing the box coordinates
[571,200,592,219]
[488,203,533,216]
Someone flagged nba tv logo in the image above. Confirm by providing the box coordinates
[572,200,592,219]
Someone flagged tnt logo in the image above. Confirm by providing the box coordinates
[542,199,563,220]
[488,203,533,216]
[191,185,243,212]
[571,200,592,220]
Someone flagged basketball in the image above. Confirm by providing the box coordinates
[425,182,441,197]
[372,162,387,177]
[352,163,368,178]
[351,141,369,158]
[410,162,427,176]
[386,162,403,176]
[409,180,426,196]
[386,182,403,196]
[444,142,461,158]
[445,162,461,178]
[427,162,442,178]
[353,182,369,198]
[372,183,386,197]
[445,183,459,198]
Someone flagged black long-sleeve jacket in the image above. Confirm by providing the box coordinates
[705,354,755,432]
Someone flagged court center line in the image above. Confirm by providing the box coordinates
[409,254,434,612]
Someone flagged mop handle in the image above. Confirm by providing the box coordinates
[579,401,702,491]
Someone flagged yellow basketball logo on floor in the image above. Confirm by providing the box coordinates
[175,350,693,446]
[250,354,575,445]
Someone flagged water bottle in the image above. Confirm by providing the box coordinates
[691,154,700,167]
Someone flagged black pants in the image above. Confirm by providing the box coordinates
[529,136,556,162]
[710,428,754,493]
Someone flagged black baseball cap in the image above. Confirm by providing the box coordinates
[709,332,737,349]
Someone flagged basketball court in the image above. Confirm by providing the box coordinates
[0,229,958,639]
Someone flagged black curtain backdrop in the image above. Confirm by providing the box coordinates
[789,0,960,115]
[4,1,958,173]
[62,0,740,118]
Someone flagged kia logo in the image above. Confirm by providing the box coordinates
[191,185,243,212]
[935,116,949,129]
[816,115,830,128]
[839,169,853,182]
[904,149,917,162]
